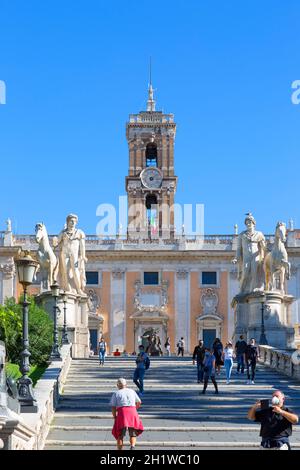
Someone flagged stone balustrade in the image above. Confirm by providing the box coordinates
[258,345,300,381]
[13,233,236,251]
[9,232,296,252]
[128,112,175,123]
[0,343,72,450]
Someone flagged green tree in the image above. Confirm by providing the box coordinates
[0,303,22,363]
[0,296,53,366]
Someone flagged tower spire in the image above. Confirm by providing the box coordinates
[147,57,156,112]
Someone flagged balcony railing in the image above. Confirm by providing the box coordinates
[8,233,276,251]
[128,112,175,124]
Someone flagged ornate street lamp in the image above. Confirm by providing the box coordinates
[50,282,62,361]
[260,301,269,345]
[61,291,69,345]
[15,251,39,412]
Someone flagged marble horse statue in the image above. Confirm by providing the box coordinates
[264,222,291,292]
[35,223,59,291]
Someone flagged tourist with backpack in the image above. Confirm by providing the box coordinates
[133,344,150,396]
[177,337,185,356]
[201,347,219,395]
[245,338,259,384]
[212,338,224,375]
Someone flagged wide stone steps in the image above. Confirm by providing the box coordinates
[45,356,300,450]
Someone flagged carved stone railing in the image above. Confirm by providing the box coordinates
[10,233,282,252]
[0,343,72,450]
[13,234,235,250]
[258,345,300,381]
[128,112,175,124]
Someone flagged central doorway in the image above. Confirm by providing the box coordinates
[203,329,216,349]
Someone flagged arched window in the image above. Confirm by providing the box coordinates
[146,143,157,167]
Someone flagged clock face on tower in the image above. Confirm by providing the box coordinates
[140,167,163,189]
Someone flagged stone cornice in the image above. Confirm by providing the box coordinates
[85,250,235,261]
[0,247,21,256]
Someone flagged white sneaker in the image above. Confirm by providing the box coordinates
[247,380,251,385]
[226,380,230,384]
[251,380,255,385]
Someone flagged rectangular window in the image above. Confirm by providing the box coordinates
[86,271,99,285]
[201,271,217,285]
[144,272,159,285]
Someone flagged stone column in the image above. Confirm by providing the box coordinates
[288,265,300,324]
[228,268,239,340]
[110,269,126,351]
[0,259,15,304]
[168,134,175,176]
[161,135,167,174]
[175,269,190,353]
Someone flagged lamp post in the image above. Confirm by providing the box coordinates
[50,282,62,361]
[15,251,39,412]
[61,291,69,345]
[260,301,269,345]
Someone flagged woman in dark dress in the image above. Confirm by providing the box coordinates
[213,338,224,375]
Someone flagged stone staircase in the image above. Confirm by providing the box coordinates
[44,356,300,450]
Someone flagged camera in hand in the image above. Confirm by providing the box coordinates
[260,399,269,410]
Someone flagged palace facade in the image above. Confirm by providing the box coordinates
[1,85,300,354]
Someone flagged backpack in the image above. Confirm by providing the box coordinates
[145,355,151,370]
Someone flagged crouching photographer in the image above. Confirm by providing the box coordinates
[247,390,298,450]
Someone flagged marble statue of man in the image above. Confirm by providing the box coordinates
[56,214,87,296]
[6,219,12,232]
[233,213,266,295]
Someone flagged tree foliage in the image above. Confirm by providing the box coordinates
[0,296,53,366]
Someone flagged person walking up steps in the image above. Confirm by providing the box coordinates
[177,337,185,356]
[223,341,235,384]
[245,338,259,384]
[110,378,144,451]
[235,335,247,374]
[98,336,107,366]
[164,336,171,356]
[201,348,218,394]
[212,338,223,375]
[192,340,206,383]
[133,344,150,396]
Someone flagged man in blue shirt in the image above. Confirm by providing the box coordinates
[133,345,150,396]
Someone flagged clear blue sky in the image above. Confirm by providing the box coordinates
[0,0,299,235]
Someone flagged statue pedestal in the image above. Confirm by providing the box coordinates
[233,291,295,349]
[36,291,89,358]
[232,294,249,339]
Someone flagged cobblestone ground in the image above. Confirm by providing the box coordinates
[45,357,300,450]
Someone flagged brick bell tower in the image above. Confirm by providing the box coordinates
[125,80,177,239]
